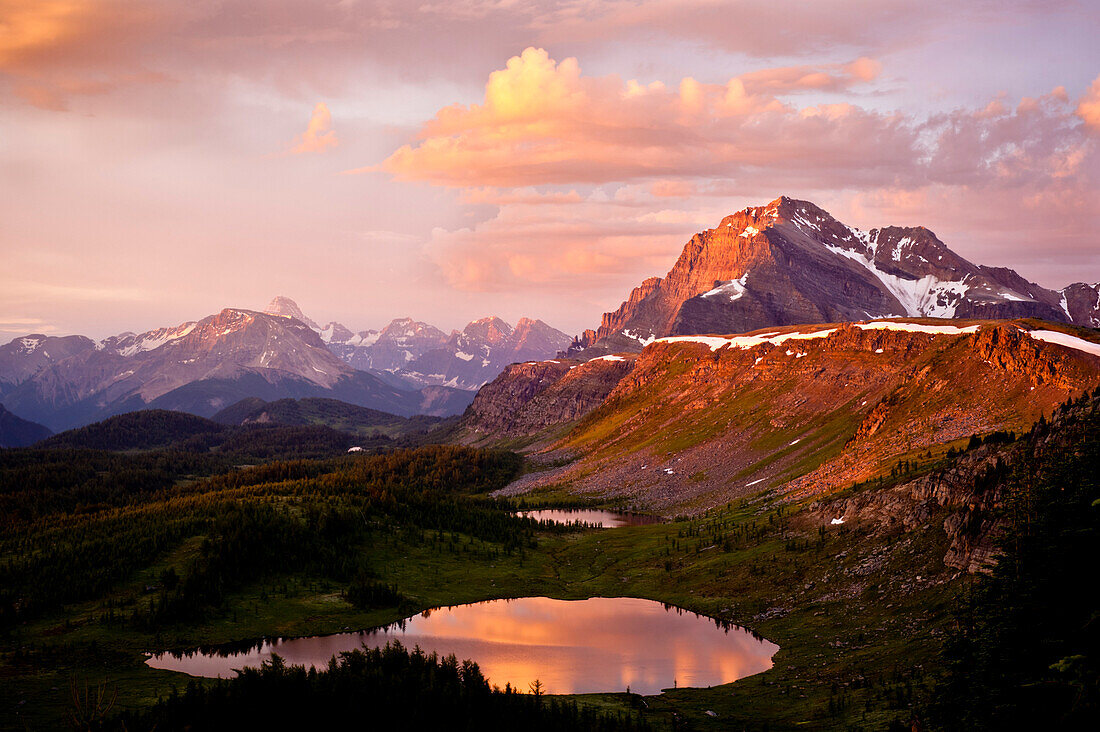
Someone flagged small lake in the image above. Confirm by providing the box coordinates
[516,509,659,528]
[146,596,777,695]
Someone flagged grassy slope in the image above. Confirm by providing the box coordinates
[542,320,1097,511]
[2,490,950,731]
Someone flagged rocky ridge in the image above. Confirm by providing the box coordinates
[462,354,637,441]
[486,319,1100,513]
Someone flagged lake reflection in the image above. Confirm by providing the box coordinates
[517,509,659,528]
[147,597,777,695]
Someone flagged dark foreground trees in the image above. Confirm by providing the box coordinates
[111,642,649,731]
[930,391,1100,730]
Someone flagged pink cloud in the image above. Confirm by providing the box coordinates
[393,51,1098,295]
[1078,75,1100,132]
[379,49,1094,198]
[377,47,896,187]
[425,190,706,293]
[291,102,337,154]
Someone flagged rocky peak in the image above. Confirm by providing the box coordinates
[575,196,1087,354]
[462,316,514,344]
[264,296,320,331]
[378,318,447,343]
[1059,282,1100,327]
[319,321,355,344]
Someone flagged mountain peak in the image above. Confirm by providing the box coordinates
[463,316,513,344]
[264,296,320,331]
[573,197,1087,355]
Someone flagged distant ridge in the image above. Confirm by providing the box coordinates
[0,404,52,448]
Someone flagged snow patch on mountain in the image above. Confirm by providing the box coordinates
[116,324,197,357]
[657,320,986,353]
[1025,329,1100,359]
[18,337,45,354]
[656,328,836,352]
[702,274,748,302]
[855,322,980,336]
[622,329,657,346]
[824,241,975,317]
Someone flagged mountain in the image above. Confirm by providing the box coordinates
[0,404,52,447]
[570,197,1100,355]
[262,297,571,391]
[265,295,321,331]
[38,410,223,451]
[397,316,574,390]
[0,308,473,431]
[468,319,1100,512]
[324,317,449,373]
[211,397,442,438]
[0,334,97,396]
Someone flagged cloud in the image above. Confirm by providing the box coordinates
[376,47,896,187]
[291,102,338,153]
[378,48,1093,197]
[0,317,60,337]
[0,0,175,109]
[425,189,710,292]
[1077,75,1100,132]
[527,0,1066,58]
[736,57,882,93]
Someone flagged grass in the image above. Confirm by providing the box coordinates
[2,495,957,731]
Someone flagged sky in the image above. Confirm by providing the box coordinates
[2,0,1099,340]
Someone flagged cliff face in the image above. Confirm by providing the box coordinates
[462,356,636,439]
[810,390,1100,574]
[571,197,1093,355]
[1060,282,1100,328]
[494,320,1100,512]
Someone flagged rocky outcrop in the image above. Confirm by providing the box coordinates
[811,446,1012,574]
[1060,282,1100,328]
[571,196,1093,355]
[811,389,1100,574]
[462,356,636,439]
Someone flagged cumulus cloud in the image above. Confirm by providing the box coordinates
[377,48,1093,196]
[291,102,338,154]
[375,47,898,187]
[1077,75,1100,132]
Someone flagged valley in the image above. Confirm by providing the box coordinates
[1,200,1098,730]
[1,383,1097,729]
[6,2,1099,725]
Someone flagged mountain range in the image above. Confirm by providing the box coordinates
[0,299,570,432]
[272,297,573,392]
[0,308,466,431]
[568,196,1100,355]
